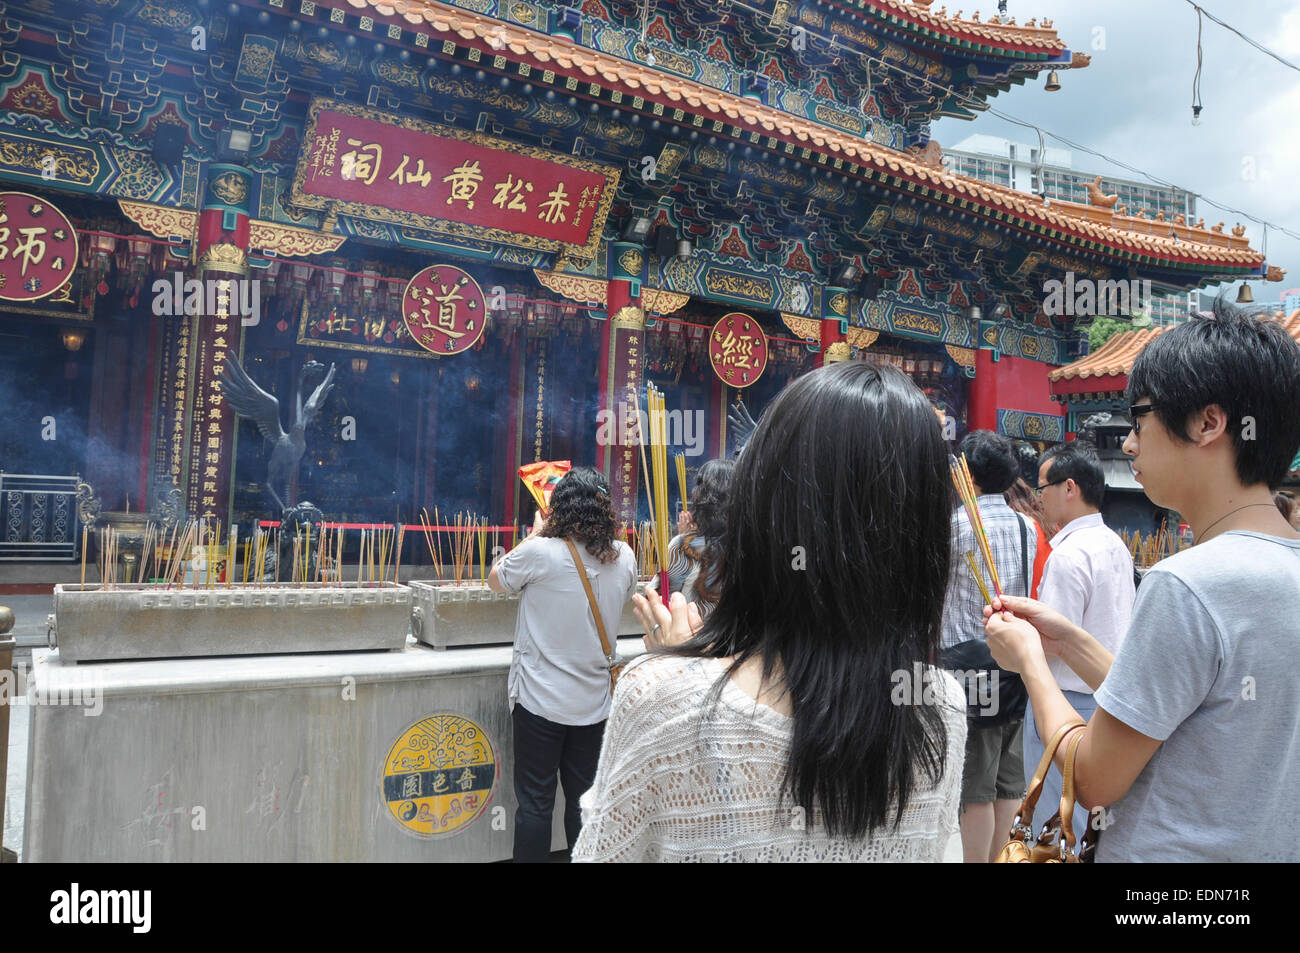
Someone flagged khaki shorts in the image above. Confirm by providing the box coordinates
[961,718,1026,805]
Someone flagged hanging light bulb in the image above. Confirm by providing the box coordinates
[1191,105,1203,126]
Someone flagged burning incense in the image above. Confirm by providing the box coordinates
[81,524,88,588]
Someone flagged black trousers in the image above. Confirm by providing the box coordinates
[511,704,605,862]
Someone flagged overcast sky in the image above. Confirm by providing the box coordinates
[932,0,1300,306]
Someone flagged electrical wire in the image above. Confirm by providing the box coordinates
[1192,6,1204,123]
[1185,1,1300,73]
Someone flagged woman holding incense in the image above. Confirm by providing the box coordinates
[572,362,966,862]
[487,466,638,863]
[663,458,735,620]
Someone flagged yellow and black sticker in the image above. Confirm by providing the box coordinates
[382,713,498,838]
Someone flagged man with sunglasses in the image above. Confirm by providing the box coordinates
[1021,441,1135,838]
[985,300,1300,861]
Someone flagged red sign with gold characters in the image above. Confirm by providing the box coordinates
[0,191,78,302]
[291,99,618,259]
[708,313,769,388]
[402,264,487,356]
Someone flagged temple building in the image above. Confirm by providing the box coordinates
[0,0,1285,552]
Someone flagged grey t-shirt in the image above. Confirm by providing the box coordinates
[496,536,637,727]
[1093,531,1300,862]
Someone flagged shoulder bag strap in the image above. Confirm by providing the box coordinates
[1012,721,1086,835]
[1057,726,1087,855]
[1017,511,1031,596]
[564,538,613,664]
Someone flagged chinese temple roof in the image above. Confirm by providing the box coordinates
[1050,310,1300,394]
[344,0,1262,278]
[855,0,1076,55]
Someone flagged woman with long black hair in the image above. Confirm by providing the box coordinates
[488,466,638,862]
[664,458,735,619]
[572,362,966,861]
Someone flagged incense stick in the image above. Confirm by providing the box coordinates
[675,452,688,515]
[963,550,992,606]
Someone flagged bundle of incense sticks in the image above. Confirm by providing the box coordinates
[138,522,158,584]
[675,453,688,516]
[634,521,657,577]
[419,509,444,578]
[640,384,672,594]
[476,518,488,584]
[963,550,991,605]
[450,512,476,584]
[950,453,1002,599]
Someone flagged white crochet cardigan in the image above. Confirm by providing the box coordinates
[572,653,967,862]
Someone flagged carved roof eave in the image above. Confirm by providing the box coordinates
[336,1,1265,275]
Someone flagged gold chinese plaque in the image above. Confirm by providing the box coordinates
[708,312,769,388]
[401,264,487,356]
[382,713,498,839]
[291,98,619,260]
[0,191,78,302]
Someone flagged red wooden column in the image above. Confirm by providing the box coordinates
[968,316,1001,433]
[185,163,253,523]
[815,286,850,368]
[600,241,645,527]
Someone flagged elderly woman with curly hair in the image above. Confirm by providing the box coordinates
[488,466,638,862]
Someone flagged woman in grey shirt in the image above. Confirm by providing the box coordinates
[488,466,637,862]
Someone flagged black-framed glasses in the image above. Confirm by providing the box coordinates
[1130,403,1155,435]
[1035,478,1068,495]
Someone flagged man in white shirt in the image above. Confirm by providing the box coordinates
[1026,441,1135,835]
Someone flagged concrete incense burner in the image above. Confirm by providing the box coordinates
[408,580,643,650]
[49,582,412,663]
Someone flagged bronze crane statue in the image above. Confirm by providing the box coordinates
[218,357,336,513]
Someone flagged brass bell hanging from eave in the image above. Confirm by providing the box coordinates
[1236,282,1254,304]
[1044,71,1062,92]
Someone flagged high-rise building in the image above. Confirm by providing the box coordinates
[943,134,1201,325]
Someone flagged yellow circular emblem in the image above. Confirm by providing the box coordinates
[382,713,498,838]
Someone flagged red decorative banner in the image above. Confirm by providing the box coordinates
[291,99,618,259]
[402,264,487,356]
[0,191,78,302]
[708,312,769,388]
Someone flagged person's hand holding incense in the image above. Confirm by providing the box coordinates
[984,595,1115,692]
[982,595,1073,659]
[677,510,695,535]
[633,588,701,651]
[530,509,545,536]
[983,607,1045,674]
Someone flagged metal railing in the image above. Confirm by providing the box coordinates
[0,472,81,561]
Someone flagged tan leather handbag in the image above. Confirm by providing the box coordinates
[564,539,623,694]
[996,721,1092,863]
